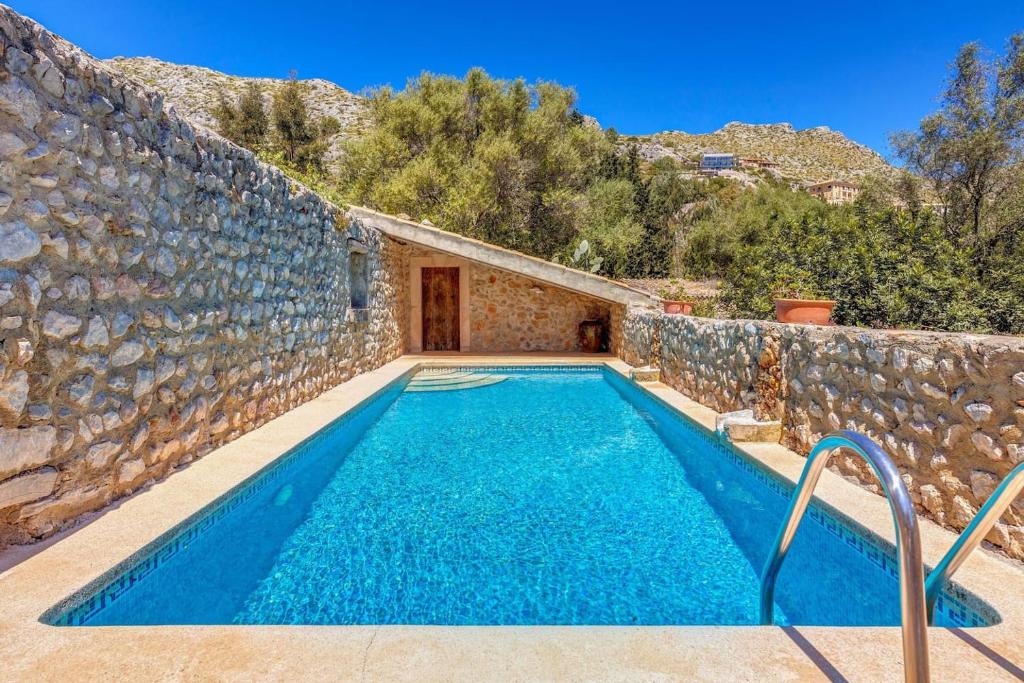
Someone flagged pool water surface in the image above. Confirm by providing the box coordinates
[51,367,995,627]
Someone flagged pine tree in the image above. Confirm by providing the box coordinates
[271,72,319,170]
[212,85,268,152]
[212,90,239,142]
[235,82,268,150]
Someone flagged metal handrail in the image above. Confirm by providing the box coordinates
[925,461,1024,623]
[758,430,930,683]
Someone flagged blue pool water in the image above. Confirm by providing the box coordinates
[52,367,994,627]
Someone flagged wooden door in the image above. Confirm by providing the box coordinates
[421,267,460,351]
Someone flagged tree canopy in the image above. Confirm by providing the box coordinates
[338,69,679,277]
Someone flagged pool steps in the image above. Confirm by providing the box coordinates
[405,370,508,392]
[406,371,477,384]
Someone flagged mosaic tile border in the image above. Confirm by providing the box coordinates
[44,373,411,627]
[606,369,1000,628]
[420,364,605,374]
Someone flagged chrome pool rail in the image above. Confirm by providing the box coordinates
[758,430,930,683]
[925,461,1024,623]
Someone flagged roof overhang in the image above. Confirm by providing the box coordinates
[349,207,658,308]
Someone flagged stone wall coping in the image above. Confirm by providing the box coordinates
[349,206,660,309]
[646,310,1024,347]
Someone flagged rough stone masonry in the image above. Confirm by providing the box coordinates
[621,308,1024,561]
[0,6,406,546]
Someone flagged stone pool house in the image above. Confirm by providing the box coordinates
[2,1,1024,576]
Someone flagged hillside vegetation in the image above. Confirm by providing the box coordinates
[681,34,1024,334]
[106,58,894,186]
[105,37,1024,334]
[107,57,368,168]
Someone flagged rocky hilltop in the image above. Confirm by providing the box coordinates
[105,58,892,184]
[106,57,369,167]
[630,122,893,183]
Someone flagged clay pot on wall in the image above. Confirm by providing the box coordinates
[662,300,694,315]
[774,298,835,325]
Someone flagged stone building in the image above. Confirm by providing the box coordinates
[351,206,657,356]
[350,208,652,354]
[808,179,860,204]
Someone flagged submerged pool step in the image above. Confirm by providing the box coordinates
[405,372,508,392]
[405,371,477,385]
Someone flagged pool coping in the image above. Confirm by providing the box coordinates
[0,354,1022,681]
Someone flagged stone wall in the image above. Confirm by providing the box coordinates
[621,310,782,420]
[620,307,1024,559]
[0,8,405,547]
[468,265,618,352]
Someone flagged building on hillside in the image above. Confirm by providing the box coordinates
[808,180,860,205]
[739,157,777,170]
[699,153,736,170]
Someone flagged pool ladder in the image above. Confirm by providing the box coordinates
[758,430,931,683]
[759,431,1024,683]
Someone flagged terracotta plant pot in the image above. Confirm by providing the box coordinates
[662,300,694,315]
[774,298,835,325]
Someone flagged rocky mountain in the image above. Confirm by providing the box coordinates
[105,58,892,185]
[628,122,894,184]
[105,57,369,167]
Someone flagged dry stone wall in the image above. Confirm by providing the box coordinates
[621,310,782,420]
[620,307,1024,560]
[0,8,405,547]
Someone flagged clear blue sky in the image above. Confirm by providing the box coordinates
[10,1,1023,157]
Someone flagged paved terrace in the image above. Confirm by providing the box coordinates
[2,354,1023,682]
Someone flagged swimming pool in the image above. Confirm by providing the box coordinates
[48,366,996,627]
